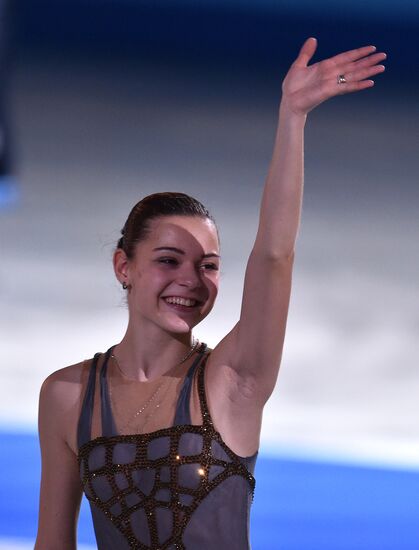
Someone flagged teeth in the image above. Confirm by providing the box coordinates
[165,297,197,307]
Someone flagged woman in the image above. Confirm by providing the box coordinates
[35,38,386,549]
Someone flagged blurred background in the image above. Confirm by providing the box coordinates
[0,0,418,549]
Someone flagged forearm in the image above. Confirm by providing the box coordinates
[254,100,307,259]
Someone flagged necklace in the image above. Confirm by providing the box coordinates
[110,377,172,434]
[110,336,200,381]
[109,337,200,433]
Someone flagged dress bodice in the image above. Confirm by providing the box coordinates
[77,344,257,549]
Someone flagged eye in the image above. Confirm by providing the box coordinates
[201,263,219,271]
[157,257,178,265]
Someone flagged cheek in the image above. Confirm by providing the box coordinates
[134,267,170,298]
[213,283,220,299]
[139,264,167,283]
[205,274,219,299]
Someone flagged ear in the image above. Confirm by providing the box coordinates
[113,248,130,287]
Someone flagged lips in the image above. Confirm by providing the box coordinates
[162,296,203,309]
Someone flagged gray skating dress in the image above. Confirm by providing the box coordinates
[77,343,257,549]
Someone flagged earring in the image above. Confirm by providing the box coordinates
[122,281,128,290]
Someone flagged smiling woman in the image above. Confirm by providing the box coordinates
[113,200,221,342]
[34,38,386,550]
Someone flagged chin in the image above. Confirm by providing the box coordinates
[163,309,212,334]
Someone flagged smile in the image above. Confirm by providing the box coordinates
[163,296,200,307]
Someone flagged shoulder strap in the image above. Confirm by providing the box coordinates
[173,343,207,426]
[100,346,119,438]
[196,352,213,427]
[77,353,100,450]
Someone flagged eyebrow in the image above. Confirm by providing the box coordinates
[152,246,220,259]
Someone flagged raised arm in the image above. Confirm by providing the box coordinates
[236,38,386,387]
[207,38,386,454]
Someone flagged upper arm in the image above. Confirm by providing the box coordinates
[234,249,294,396]
[203,251,293,455]
[210,249,294,403]
[35,368,85,550]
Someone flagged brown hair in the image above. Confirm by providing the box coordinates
[117,192,218,259]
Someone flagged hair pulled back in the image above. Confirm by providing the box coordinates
[117,192,218,259]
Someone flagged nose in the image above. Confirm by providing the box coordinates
[177,263,202,289]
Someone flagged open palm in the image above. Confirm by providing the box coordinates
[282,38,386,115]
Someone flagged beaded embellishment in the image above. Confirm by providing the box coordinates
[78,353,256,549]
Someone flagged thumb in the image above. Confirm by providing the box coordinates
[294,37,318,67]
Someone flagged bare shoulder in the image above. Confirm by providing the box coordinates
[39,357,94,454]
[40,359,90,407]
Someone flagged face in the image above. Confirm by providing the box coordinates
[114,215,220,334]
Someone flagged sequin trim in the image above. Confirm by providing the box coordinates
[78,353,256,549]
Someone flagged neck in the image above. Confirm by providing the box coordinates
[114,320,197,382]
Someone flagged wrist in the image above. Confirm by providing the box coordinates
[278,99,307,126]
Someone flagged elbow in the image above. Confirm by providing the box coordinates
[253,247,295,265]
[35,536,76,550]
[271,249,295,263]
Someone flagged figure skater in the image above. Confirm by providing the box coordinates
[35,38,386,549]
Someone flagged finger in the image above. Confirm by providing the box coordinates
[345,64,385,83]
[332,45,378,66]
[294,37,318,67]
[337,80,375,95]
[341,52,387,74]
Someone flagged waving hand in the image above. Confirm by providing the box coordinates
[282,37,386,115]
